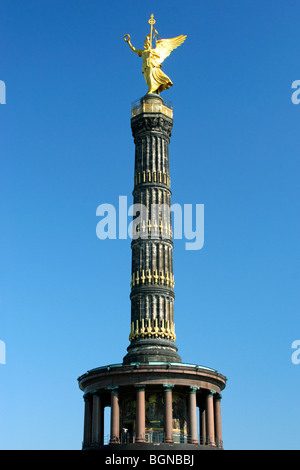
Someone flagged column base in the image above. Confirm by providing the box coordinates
[85,442,223,451]
[123,338,182,364]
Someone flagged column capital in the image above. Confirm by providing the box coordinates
[90,389,102,396]
[108,386,119,396]
[207,389,216,397]
[215,393,222,401]
[163,383,174,391]
[135,384,146,391]
[189,386,200,394]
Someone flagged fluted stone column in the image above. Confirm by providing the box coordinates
[123,94,181,365]
[83,394,92,447]
[214,394,223,448]
[135,386,146,443]
[164,384,174,443]
[110,388,120,444]
[188,386,199,444]
[206,391,216,446]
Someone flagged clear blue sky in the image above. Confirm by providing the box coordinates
[1,0,299,450]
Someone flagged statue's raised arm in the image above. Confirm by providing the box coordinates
[124,34,143,57]
[124,15,186,95]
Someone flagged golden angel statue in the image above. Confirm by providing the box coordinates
[124,14,186,95]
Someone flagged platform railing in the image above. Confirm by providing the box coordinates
[131,98,173,119]
[103,431,223,448]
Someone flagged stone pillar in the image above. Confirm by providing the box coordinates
[83,394,92,448]
[100,400,104,446]
[91,391,103,447]
[163,384,174,443]
[135,386,146,443]
[214,394,223,448]
[206,390,216,446]
[123,94,182,366]
[200,404,206,445]
[188,386,199,444]
[110,387,120,444]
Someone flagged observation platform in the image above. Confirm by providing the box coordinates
[131,94,173,119]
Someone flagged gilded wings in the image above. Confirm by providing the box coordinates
[152,35,187,65]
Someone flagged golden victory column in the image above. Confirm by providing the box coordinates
[78,15,227,451]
